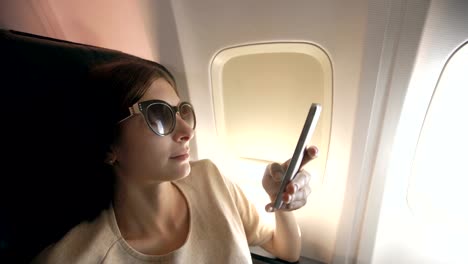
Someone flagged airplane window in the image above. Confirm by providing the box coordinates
[210,43,332,219]
[408,42,468,230]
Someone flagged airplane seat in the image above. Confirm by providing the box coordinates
[0,29,157,263]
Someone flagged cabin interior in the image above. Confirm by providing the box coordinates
[1,0,467,263]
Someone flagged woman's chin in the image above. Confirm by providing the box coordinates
[170,161,191,180]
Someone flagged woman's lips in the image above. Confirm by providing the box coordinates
[170,150,190,161]
[170,153,189,161]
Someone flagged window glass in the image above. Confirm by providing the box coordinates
[211,43,332,187]
[408,42,468,228]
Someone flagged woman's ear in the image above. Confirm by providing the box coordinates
[105,145,119,166]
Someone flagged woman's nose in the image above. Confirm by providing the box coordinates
[172,115,194,142]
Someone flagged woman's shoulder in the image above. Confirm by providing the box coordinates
[182,159,242,198]
[189,158,218,171]
[187,159,226,183]
[32,208,120,263]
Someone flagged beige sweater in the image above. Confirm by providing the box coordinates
[33,159,273,263]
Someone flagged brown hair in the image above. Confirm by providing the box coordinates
[82,59,178,217]
[88,59,178,143]
[90,59,177,115]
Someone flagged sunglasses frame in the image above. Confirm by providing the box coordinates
[118,99,196,136]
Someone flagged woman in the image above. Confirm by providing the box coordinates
[33,59,318,263]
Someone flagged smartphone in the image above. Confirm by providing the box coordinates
[272,103,321,209]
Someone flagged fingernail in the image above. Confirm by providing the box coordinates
[311,146,319,157]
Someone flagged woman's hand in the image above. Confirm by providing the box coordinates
[262,146,318,212]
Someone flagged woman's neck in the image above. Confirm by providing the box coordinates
[113,180,185,240]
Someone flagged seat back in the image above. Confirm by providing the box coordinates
[0,30,149,263]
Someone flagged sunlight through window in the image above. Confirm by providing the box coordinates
[408,42,468,230]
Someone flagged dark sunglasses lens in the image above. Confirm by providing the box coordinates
[179,103,196,129]
[147,104,174,135]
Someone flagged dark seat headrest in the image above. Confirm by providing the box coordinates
[0,29,148,263]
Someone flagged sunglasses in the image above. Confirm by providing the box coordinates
[118,100,196,136]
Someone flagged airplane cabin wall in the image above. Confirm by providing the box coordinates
[359,0,468,263]
[167,1,370,262]
[0,0,155,61]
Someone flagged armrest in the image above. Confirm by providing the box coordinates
[251,253,326,264]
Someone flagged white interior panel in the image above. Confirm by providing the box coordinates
[408,42,468,228]
[171,2,368,261]
[210,43,333,259]
[360,1,468,263]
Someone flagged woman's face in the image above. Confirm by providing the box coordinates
[112,78,194,184]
